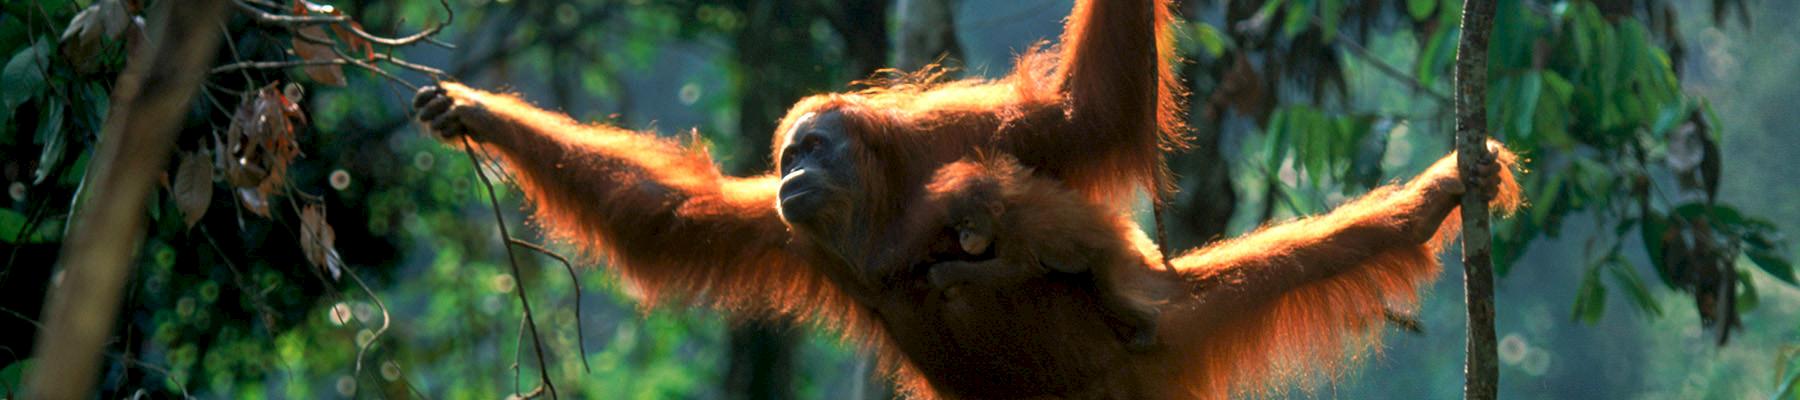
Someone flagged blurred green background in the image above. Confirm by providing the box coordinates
[1,0,1797,398]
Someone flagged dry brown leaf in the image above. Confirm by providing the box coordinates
[300,204,343,280]
[237,188,270,218]
[173,151,213,229]
[291,25,345,86]
[221,84,308,218]
[327,21,374,62]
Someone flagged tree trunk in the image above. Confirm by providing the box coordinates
[893,0,961,71]
[723,3,806,397]
[721,1,889,398]
[1171,3,1237,247]
[23,1,228,398]
[1452,0,1499,398]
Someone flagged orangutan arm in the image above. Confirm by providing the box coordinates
[413,83,843,314]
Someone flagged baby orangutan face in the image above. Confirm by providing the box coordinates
[947,196,1003,257]
[955,215,995,255]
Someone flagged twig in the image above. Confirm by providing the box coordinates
[209,58,347,74]
[508,239,590,373]
[1311,16,1453,105]
[511,385,547,400]
[337,255,392,387]
[231,0,453,48]
[274,191,396,398]
[1,307,191,398]
[108,352,193,399]
[370,52,448,79]
[513,313,527,394]
[219,0,456,91]
[462,137,559,399]
[199,226,280,332]
[216,27,428,91]
[1383,308,1425,335]
[284,28,449,79]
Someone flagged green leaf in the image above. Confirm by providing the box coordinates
[1531,172,1563,227]
[2,39,51,126]
[1319,0,1342,42]
[1672,203,1774,232]
[1303,111,1329,181]
[0,359,30,395]
[1264,109,1292,171]
[34,98,67,184]
[1417,26,1458,86]
[1407,0,1437,21]
[0,209,57,244]
[1747,249,1797,286]
[1701,100,1724,142]
[59,150,88,186]
[1541,70,1574,102]
[1257,0,1289,20]
[0,15,26,54]
[1572,264,1607,324]
[1281,0,1312,38]
[1510,72,1543,140]
[1607,259,1663,317]
[0,209,26,243]
[1191,23,1228,57]
[1737,269,1759,313]
[1641,211,1674,287]
[1615,21,1648,85]
[1648,102,1689,138]
[1775,353,1800,400]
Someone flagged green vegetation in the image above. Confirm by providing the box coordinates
[0,0,1795,398]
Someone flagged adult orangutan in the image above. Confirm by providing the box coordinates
[410,0,1522,397]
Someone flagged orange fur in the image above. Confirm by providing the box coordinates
[420,0,1529,397]
[904,155,1179,338]
[1144,146,1525,399]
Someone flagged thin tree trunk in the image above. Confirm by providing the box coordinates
[23,0,228,398]
[722,1,889,397]
[1452,0,1499,398]
[1173,3,1236,247]
[724,3,804,396]
[893,0,961,71]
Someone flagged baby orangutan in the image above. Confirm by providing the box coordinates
[914,155,1181,350]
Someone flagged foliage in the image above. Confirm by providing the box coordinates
[1,0,882,397]
[1179,0,1793,344]
[0,0,1794,398]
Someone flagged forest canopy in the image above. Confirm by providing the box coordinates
[0,0,1797,398]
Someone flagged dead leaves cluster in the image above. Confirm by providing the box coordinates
[167,80,342,279]
[218,83,307,218]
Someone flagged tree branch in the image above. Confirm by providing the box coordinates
[231,0,454,48]
[1453,0,1499,398]
[23,1,230,398]
[1314,16,1454,105]
[509,238,591,374]
[463,137,559,399]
